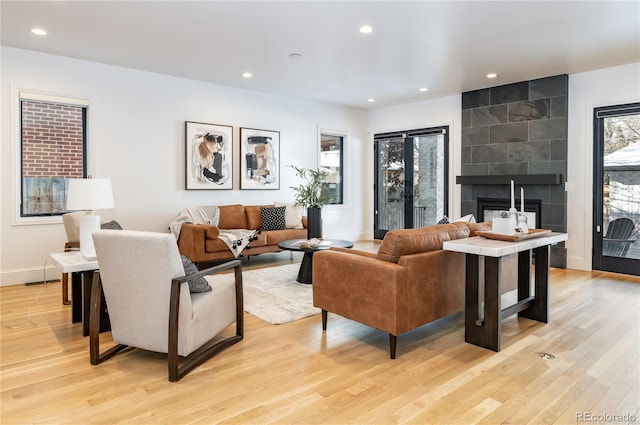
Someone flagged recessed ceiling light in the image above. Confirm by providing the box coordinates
[367,98,376,103]
[31,28,47,36]
[359,25,373,34]
[419,87,429,92]
[486,73,498,79]
[242,72,253,78]
[289,53,302,59]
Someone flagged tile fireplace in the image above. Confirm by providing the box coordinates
[460,75,568,268]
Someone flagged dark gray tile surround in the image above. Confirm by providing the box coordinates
[461,75,568,267]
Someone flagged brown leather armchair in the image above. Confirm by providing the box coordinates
[312,222,492,359]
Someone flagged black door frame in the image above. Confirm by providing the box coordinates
[592,102,640,276]
[373,126,449,239]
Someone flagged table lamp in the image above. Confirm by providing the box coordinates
[66,178,114,260]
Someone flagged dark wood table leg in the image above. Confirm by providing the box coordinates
[482,256,502,351]
[520,245,550,322]
[82,271,93,337]
[465,254,502,351]
[517,249,532,302]
[71,272,82,323]
[297,252,314,284]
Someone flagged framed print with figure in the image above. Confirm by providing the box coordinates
[185,121,233,190]
[240,127,280,189]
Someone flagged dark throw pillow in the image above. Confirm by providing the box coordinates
[437,216,450,225]
[180,255,211,293]
[101,220,123,230]
[260,206,286,231]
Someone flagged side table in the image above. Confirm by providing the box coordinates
[49,251,110,336]
[277,239,354,284]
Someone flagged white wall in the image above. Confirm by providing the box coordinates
[1,47,368,286]
[567,62,640,271]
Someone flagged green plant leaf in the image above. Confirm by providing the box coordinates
[288,165,335,208]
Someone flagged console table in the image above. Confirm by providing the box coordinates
[443,232,568,352]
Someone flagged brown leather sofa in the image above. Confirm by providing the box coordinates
[312,221,514,359]
[177,204,307,264]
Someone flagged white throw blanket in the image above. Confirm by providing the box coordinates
[169,206,218,239]
[216,229,258,258]
[169,206,256,258]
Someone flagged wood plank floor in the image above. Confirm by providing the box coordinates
[1,242,639,424]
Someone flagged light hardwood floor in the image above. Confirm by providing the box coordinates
[1,242,639,425]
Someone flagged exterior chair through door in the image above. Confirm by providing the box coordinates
[603,217,636,257]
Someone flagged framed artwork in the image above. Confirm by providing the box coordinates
[185,121,233,190]
[240,127,280,189]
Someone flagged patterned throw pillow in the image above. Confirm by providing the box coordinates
[180,255,211,293]
[260,206,286,231]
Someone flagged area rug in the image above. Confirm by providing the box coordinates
[208,263,321,325]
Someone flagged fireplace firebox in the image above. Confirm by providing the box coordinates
[478,198,542,229]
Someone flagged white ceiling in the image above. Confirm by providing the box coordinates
[2,1,639,110]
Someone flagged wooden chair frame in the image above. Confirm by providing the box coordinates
[89,259,244,382]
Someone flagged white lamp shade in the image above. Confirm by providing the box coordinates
[66,178,114,211]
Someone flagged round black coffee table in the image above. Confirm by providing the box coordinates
[277,239,353,284]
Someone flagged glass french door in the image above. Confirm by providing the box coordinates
[593,103,640,276]
[373,126,448,239]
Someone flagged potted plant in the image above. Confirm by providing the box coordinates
[289,165,334,238]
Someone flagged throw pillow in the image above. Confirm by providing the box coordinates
[454,214,476,223]
[437,216,450,224]
[260,206,286,231]
[101,220,123,230]
[180,255,211,293]
[274,201,303,229]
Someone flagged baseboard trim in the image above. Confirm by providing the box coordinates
[1,265,60,287]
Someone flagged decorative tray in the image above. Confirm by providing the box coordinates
[476,228,552,242]
[293,238,334,249]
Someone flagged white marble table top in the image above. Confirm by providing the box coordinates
[50,251,99,273]
[442,233,568,257]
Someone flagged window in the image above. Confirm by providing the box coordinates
[19,92,88,217]
[320,134,344,204]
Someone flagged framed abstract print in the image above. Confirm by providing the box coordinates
[185,121,233,190]
[240,127,280,189]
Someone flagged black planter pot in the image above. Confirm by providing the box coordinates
[307,206,322,239]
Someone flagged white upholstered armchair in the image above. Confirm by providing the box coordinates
[60,211,84,304]
[91,230,243,382]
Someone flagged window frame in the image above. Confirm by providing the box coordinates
[12,88,90,225]
[318,128,348,207]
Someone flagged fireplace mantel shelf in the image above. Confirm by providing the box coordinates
[456,174,563,185]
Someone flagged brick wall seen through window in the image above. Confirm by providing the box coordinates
[21,99,86,216]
